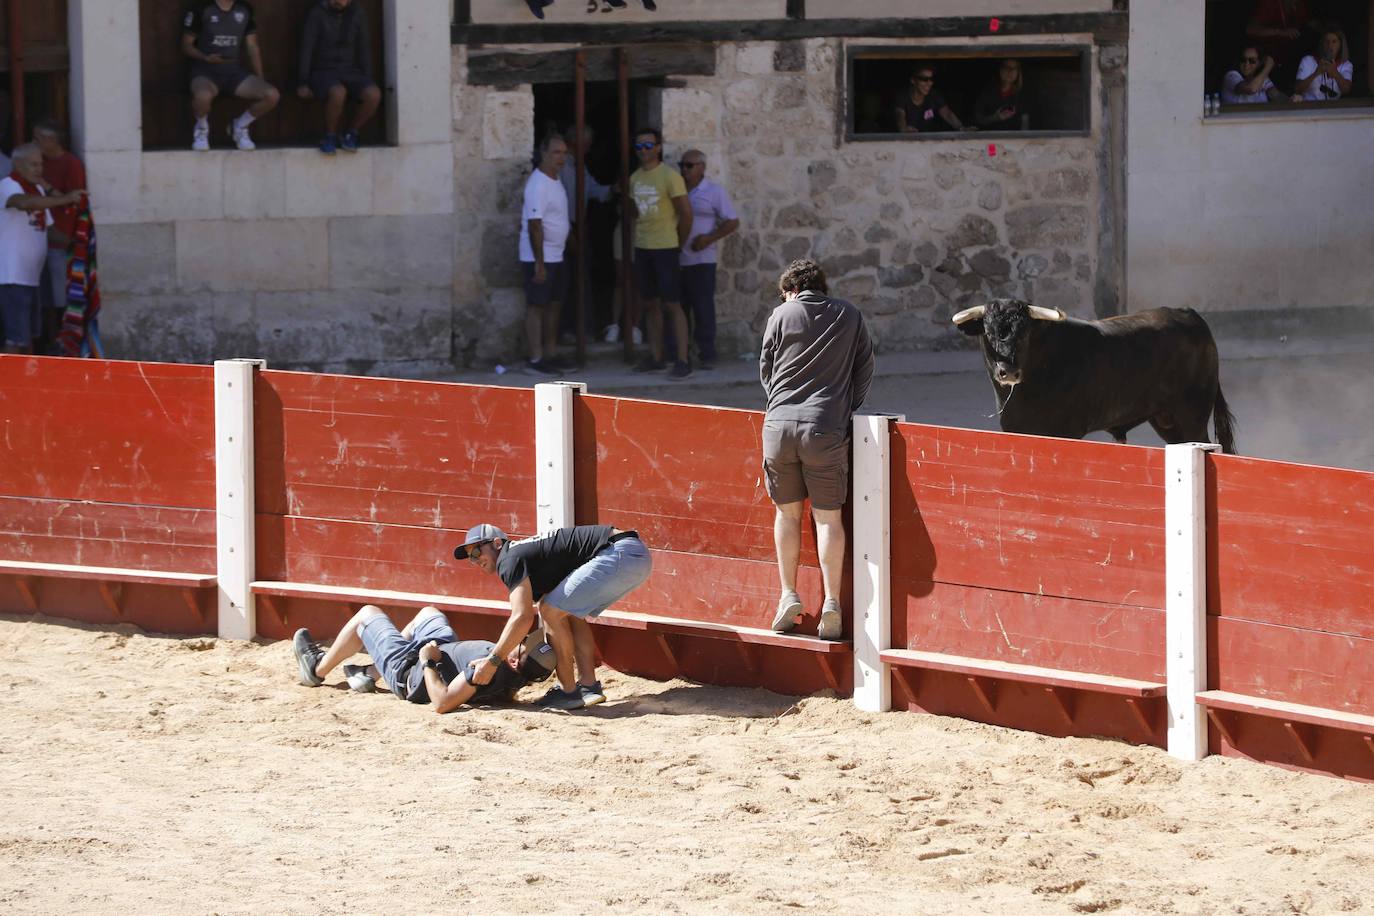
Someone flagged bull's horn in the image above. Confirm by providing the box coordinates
[1029,306,1066,321]
[951,305,985,326]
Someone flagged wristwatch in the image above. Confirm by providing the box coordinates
[486,653,502,667]
[424,658,442,672]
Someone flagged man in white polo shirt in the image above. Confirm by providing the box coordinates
[519,134,571,375]
[2,144,85,353]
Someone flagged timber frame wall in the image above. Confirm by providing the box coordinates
[0,354,1370,781]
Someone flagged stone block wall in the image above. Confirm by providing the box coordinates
[453,35,1119,364]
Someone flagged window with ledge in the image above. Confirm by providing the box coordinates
[1204,0,1372,113]
[138,0,388,151]
[846,46,1091,142]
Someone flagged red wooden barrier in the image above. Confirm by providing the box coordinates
[1205,454,1374,778]
[0,356,216,632]
[251,371,538,639]
[889,423,1167,742]
[572,395,847,695]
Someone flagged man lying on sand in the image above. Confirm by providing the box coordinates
[292,605,556,712]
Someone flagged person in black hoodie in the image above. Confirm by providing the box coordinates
[297,0,380,154]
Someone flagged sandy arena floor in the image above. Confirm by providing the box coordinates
[2,614,1372,914]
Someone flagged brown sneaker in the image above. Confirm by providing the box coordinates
[771,590,802,633]
[817,598,843,641]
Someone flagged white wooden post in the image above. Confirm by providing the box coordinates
[852,413,902,712]
[215,359,265,641]
[535,382,586,532]
[1165,442,1220,759]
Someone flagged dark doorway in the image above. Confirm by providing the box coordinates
[533,78,648,341]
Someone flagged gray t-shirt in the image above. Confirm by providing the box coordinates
[760,290,875,431]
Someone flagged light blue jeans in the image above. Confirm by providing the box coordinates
[542,536,652,618]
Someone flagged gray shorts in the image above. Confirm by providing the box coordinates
[0,284,39,347]
[358,607,455,699]
[762,419,850,510]
[542,535,653,618]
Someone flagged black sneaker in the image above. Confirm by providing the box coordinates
[526,358,560,376]
[668,361,693,380]
[579,681,607,707]
[293,628,325,686]
[536,686,586,710]
[632,357,666,373]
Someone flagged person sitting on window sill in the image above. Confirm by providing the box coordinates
[1291,28,1354,102]
[1221,47,1287,104]
[974,58,1030,130]
[895,65,969,133]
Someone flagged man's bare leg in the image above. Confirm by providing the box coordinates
[313,604,387,679]
[353,85,382,131]
[813,507,846,640]
[666,300,689,364]
[770,500,806,632]
[234,75,281,119]
[539,605,579,692]
[566,616,600,686]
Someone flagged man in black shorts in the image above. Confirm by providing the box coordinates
[296,0,381,155]
[182,0,280,151]
[458,523,653,711]
[292,604,557,713]
[627,127,693,380]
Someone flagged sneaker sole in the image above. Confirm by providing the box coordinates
[292,629,324,686]
[771,596,802,633]
[580,691,606,707]
[817,609,843,641]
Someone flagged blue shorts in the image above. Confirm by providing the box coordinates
[542,535,653,618]
[522,260,567,307]
[633,247,681,303]
[0,284,39,347]
[358,608,455,699]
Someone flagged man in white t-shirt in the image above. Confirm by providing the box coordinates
[1,144,85,353]
[1292,30,1354,101]
[519,134,571,375]
[1222,47,1285,104]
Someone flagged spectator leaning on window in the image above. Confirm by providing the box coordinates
[895,65,966,132]
[1,145,85,354]
[182,0,281,152]
[297,0,381,155]
[32,118,86,351]
[1222,47,1287,104]
[1292,28,1353,101]
[975,59,1029,130]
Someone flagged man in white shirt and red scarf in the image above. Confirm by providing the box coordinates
[1,145,85,353]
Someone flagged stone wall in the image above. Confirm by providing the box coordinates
[455,35,1118,363]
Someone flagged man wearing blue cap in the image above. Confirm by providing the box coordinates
[457,523,652,710]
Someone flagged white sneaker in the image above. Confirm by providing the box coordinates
[228,122,256,151]
[603,324,620,343]
[191,123,210,152]
[632,327,644,345]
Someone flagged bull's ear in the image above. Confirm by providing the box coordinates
[1028,306,1066,322]
[951,305,986,335]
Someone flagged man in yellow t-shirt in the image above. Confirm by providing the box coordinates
[628,127,693,380]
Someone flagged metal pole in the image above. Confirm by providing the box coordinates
[574,51,587,366]
[617,48,635,362]
[8,0,26,146]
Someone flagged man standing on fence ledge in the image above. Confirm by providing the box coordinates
[760,259,874,641]
[292,605,556,712]
[458,523,653,710]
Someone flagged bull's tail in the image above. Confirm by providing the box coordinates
[1212,385,1237,454]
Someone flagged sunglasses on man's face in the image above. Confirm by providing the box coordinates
[464,543,488,562]
[634,141,657,151]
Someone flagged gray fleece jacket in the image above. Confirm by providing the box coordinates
[759,289,874,431]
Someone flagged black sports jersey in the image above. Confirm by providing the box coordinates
[183,1,257,64]
[403,639,525,705]
[496,525,616,601]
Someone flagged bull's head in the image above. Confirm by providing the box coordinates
[952,298,1066,386]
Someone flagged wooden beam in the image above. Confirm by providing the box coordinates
[655,633,678,672]
[257,593,287,629]
[1044,686,1076,728]
[181,587,212,623]
[733,641,758,677]
[1206,708,1239,749]
[454,13,1128,46]
[13,576,38,611]
[466,43,715,87]
[97,582,122,618]
[891,666,919,707]
[966,676,998,717]
[1282,721,1317,764]
[1124,697,1158,741]
[816,653,841,692]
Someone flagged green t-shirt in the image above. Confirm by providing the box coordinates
[630,163,687,251]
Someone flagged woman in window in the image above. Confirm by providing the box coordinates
[1291,28,1353,101]
[975,59,1029,130]
[894,65,966,133]
[1221,46,1286,104]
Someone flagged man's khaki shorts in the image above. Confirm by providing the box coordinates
[761,419,850,510]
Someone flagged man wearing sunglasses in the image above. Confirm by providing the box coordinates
[457,523,652,710]
[628,127,694,380]
[895,65,965,132]
[291,605,557,712]
[1221,47,1284,104]
[666,150,739,372]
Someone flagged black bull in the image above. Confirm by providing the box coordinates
[953,299,1237,454]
